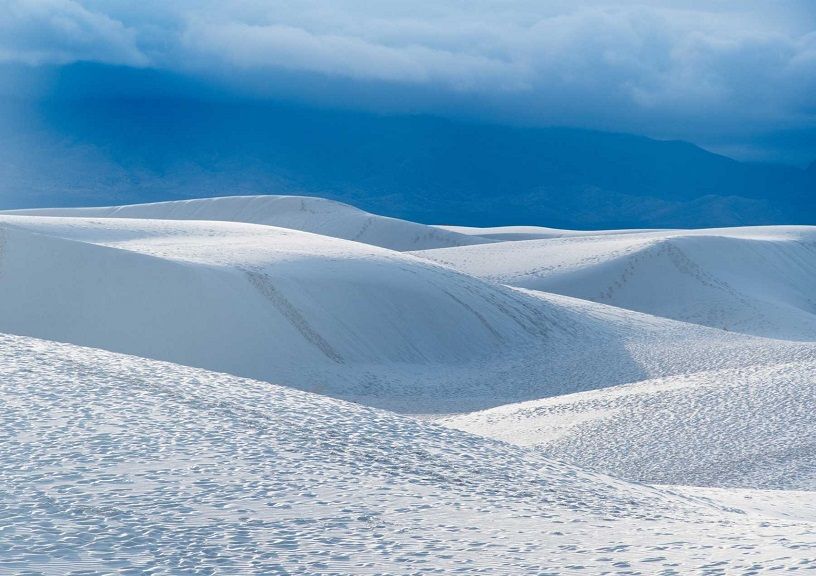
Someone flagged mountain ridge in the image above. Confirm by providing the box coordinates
[1,65,812,229]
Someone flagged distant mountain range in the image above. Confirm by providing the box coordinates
[1,76,812,228]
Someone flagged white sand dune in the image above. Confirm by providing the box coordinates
[2,194,494,251]
[415,226,816,340]
[3,194,816,573]
[436,223,658,241]
[445,360,816,490]
[2,331,816,575]
[1,215,813,414]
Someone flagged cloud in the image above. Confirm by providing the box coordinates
[1,1,814,160]
[180,19,526,89]
[0,0,147,66]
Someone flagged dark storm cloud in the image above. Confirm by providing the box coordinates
[1,1,815,161]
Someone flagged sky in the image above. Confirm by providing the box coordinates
[1,0,815,165]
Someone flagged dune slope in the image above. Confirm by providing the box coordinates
[3,331,816,574]
[2,216,815,413]
[2,195,493,251]
[445,360,816,490]
[415,227,816,340]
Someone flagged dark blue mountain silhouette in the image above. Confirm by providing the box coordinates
[1,65,813,228]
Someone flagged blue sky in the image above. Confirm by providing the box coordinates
[1,0,815,164]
